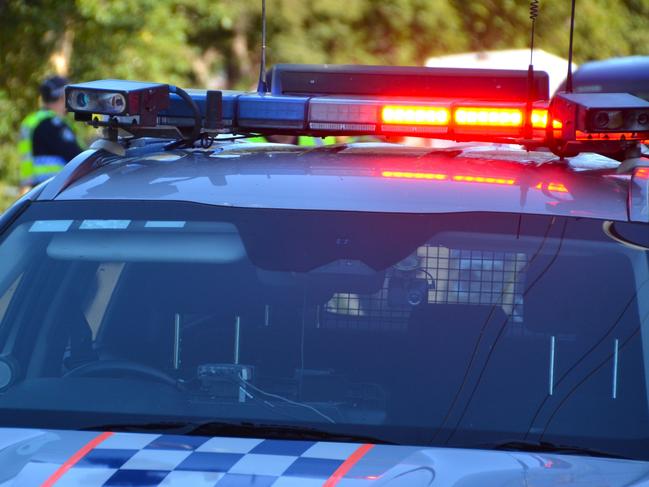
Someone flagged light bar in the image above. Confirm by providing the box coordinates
[65,67,648,158]
[67,81,552,142]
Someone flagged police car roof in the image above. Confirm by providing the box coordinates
[38,141,631,222]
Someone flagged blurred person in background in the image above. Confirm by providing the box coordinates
[18,75,82,193]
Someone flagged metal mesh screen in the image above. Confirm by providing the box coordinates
[322,245,527,331]
[321,287,410,332]
[419,246,527,321]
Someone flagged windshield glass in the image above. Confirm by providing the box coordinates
[0,201,648,459]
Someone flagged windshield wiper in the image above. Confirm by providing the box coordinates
[482,440,631,460]
[81,420,394,444]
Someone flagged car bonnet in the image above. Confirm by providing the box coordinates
[1,427,648,486]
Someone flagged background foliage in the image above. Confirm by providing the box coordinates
[1,0,648,206]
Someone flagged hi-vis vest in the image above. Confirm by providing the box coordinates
[18,110,67,185]
[246,135,337,146]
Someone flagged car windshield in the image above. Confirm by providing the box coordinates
[0,201,648,459]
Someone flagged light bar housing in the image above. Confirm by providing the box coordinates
[92,90,551,142]
[63,64,647,159]
[65,80,169,126]
[267,64,550,101]
[66,66,552,141]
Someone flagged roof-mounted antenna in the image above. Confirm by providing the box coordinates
[528,0,539,67]
[565,0,577,92]
[524,0,540,139]
[256,0,269,94]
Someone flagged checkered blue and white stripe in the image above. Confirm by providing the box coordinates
[55,433,366,487]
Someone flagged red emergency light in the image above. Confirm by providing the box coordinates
[454,107,523,127]
[378,104,550,137]
[381,106,450,126]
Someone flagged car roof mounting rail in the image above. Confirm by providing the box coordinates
[623,155,649,222]
[37,149,108,201]
[617,154,649,174]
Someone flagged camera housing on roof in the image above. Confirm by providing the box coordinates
[66,80,170,127]
[551,92,649,137]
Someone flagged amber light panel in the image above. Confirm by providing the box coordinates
[531,109,548,128]
[454,107,523,127]
[635,168,649,179]
[381,106,450,126]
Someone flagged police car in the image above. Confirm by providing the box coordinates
[0,64,648,486]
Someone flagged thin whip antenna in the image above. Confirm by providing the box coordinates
[566,0,577,92]
[524,0,540,139]
[257,0,268,93]
[529,0,539,65]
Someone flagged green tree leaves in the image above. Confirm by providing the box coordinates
[0,0,647,188]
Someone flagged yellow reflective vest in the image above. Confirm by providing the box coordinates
[245,135,337,146]
[18,110,67,186]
